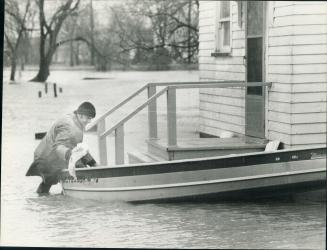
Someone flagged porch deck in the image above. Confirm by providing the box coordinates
[128,136,268,163]
[150,136,267,150]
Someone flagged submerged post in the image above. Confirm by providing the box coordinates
[53,83,58,98]
[97,119,108,165]
[115,125,124,165]
[147,84,158,140]
[167,87,177,147]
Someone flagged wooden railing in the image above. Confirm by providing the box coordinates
[86,81,272,165]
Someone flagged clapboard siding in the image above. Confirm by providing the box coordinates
[199,63,245,73]
[270,82,326,93]
[268,73,327,83]
[274,15,327,26]
[199,119,245,135]
[199,1,327,147]
[269,54,327,65]
[199,25,215,35]
[269,64,327,74]
[275,4,327,16]
[269,25,327,37]
[200,109,244,125]
[199,41,215,51]
[199,1,216,11]
[269,102,326,113]
[269,44,327,55]
[199,1,246,137]
[269,111,327,124]
[199,70,215,79]
[269,34,327,46]
[199,33,214,42]
[199,125,237,138]
[232,30,245,40]
[199,56,244,65]
[201,88,244,98]
[199,101,244,117]
[200,93,245,107]
[231,48,245,57]
[269,91,327,102]
[199,17,215,28]
[269,121,327,134]
[268,131,327,147]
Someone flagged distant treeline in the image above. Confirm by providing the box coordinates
[4,0,199,81]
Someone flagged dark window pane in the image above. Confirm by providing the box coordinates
[247,1,263,36]
[247,37,262,95]
[220,1,230,19]
[247,86,262,95]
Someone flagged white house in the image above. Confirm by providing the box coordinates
[198,1,327,148]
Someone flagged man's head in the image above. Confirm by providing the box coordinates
[74,102,96,127]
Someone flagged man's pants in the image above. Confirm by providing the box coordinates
[26,159,62,194]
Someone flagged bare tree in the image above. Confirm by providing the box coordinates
[4,0,34,81]
[31,0,80,82]
[110,0,199,67]
[57,2,124,71]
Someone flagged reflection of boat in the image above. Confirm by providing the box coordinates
[60,146,326,202]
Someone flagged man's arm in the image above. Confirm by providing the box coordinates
[53,123,76,162]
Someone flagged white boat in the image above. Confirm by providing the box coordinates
[60,146,326,202]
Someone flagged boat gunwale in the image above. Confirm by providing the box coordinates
[62,168,326,192]
[60,146,326,180]
[62,146,326,173]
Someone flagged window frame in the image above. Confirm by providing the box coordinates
[215,1,232,54]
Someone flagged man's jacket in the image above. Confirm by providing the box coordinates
[26,113,84,179]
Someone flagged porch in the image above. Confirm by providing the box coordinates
[86,81,272,166]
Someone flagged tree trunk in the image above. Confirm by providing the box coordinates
[20,57,25,71]
[90,0,95,65]
[187,0,191,64]
[70,39,74,66]
[31,59,50,82]
[10,57,17,81]
[75,43,80,65]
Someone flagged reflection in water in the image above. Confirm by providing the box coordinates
[3,189,324,248]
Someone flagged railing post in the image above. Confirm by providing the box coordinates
[147,84,158,139]
[97,119,108,165]
[167,87,177,147]
[115,125,124,165]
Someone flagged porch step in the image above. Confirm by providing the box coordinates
[147,137,268,161]
[128,150,166,164]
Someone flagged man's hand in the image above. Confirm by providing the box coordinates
[75,159,87,168]
[81,152,97,167]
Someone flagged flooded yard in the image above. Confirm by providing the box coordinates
[1,69,325,249]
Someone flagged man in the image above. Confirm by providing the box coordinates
[26,101,97,194]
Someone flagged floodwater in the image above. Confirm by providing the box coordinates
[1,69,326,248]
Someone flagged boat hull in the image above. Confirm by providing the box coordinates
[61,147,326,202]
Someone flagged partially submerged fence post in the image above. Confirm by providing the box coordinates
[147,84,158,140]
[53,83,58,97]
[167,87,177,147]
[97,120,108,165]
[115,125,124,165]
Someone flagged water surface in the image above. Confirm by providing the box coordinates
[1,70,325,248]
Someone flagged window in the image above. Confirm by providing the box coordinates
[215,1,231,54]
